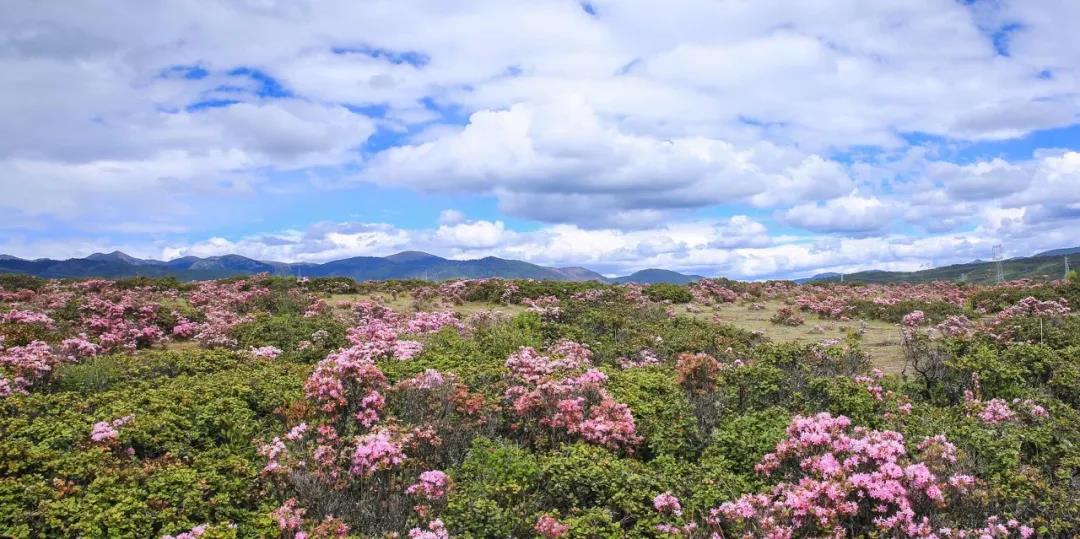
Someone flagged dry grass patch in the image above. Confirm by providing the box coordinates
[678,300,907,374]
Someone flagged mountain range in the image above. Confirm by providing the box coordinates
[1,246,1076,285]
[797,247,1079,284]
[0,250,703,284]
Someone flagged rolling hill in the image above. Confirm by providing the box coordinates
[799,248,1078,284]
[0,251,689,284]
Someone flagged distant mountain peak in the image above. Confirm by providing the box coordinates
[84,251,152,265]
[385,251,444,263]
[613,268,704,284]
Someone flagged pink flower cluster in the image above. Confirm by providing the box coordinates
[60,334,101,360]
[304,345,388,427]
[79,292,167,352]
[504,345,642,451]
[993,296,1071,323]
[522,296,562,319]
[933,315,975,339]
[406,311,464,334]
[534,515,570,538]
[90,415,134,444]
[704,413,1027,538]
[652,493,699,536]
[406,470,451,500]
[408,519,449,539]
[249,345,283,359]
[902,310,926,327]
[690,279,740,304]
[160,524,207,539]
[350,430,406,477]
[854,369,887,401]
[987,296,1072,342]
[271,498,350,539]
[964,391,1049,424]
[1,309,55,327]
[183,279,270,348]
[654,492,683,516]
[1,340,66,397]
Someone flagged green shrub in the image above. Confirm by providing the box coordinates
[444,438,542,538]
[644,283,692,304]
[607,366,699,458]
[849,299,964,323]
[231,312,347,361]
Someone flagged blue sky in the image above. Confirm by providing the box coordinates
[1,0,1079,278]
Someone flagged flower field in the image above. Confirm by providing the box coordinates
[2,272,1080,538]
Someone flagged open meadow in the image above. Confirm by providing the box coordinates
[2,273,1079,538]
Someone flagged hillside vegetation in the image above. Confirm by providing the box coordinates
[2,274,1079,538]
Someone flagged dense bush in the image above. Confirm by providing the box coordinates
[643,283,692,304]
[849,298,965,323]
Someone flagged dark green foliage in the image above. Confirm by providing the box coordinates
[0,349,303,538]
[607,367,699,458]
[231,313,347,361]
[444,438,542,538]
[379,314,544,391]
[644,283,693,303]
[849,298,964,323]
[705,407,790,479]
[302,276,361,294]
[112,276,189,291]
[0,273,47,291]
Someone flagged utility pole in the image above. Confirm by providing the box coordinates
[993,244,1004,284]
[1066,257,1071,280]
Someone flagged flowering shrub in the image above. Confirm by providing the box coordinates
[89,415,134,444]
[678,413,1033,538]
[504,345,642,452]
[903,309,926,327]
[770,305,805,326]
[0,339,66,396]
[690,279,740,304]
[407,311,465,335]
[523,296,562,319]
[249,345,282,359]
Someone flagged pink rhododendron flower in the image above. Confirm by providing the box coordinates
[350,430,405,476]
[534,515,569,538]
[249,345,282,359]
[408,519,449,539]
[654,492,683,516]
[90,415,133,443]
[406,470,451,500]
[160,524,207,539]
[902,310,926,327]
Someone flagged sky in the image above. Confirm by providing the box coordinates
[1,0,1079,279]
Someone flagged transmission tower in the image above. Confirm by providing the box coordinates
[1066,257,1071,280]
[992,244,1004,284]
